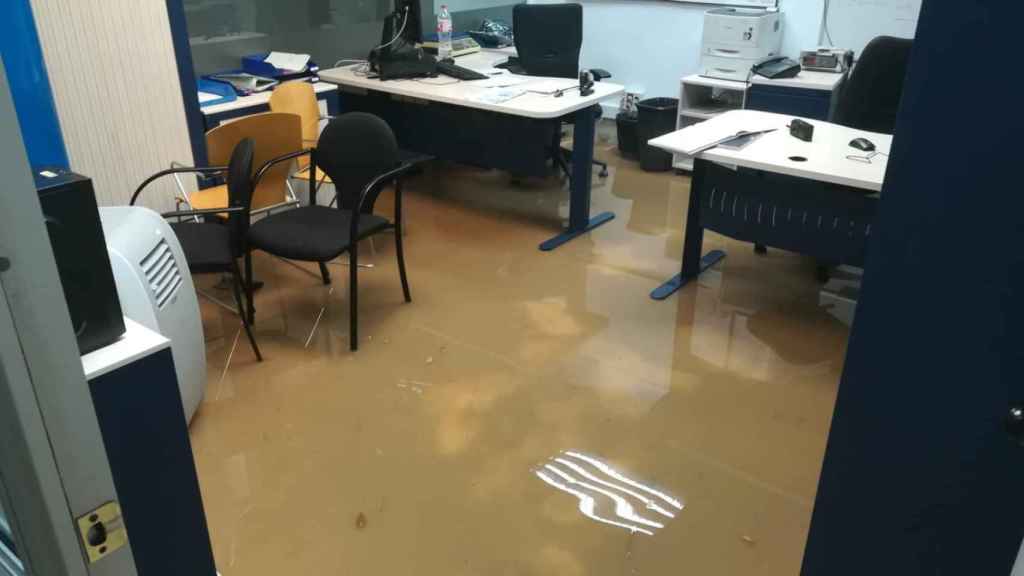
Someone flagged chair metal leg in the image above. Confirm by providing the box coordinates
[594,159,609,178]
[318,261,332,285]
[395,227,412,303]
[349,246,359,351]
[244,252,256,324]
[231,262,262,361]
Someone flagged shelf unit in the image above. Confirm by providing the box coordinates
[674,74,748,171]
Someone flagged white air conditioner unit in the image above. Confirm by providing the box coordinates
[98,206,206,422]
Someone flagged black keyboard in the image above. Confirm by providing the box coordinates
[435,60,489,81]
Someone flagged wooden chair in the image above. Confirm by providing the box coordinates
[269,82,333,187]
[177,112,304,216]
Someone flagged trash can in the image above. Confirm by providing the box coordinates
[637,97,679,172]
[616,112,639,158]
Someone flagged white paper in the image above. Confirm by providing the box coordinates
[519,79,578,95]
[466,75,530,88]
[265,51,311,72]
[649,110,785,156]
[470,87,526,105]
[198,91,220,103]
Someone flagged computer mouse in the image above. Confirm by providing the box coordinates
[849,138,876,152]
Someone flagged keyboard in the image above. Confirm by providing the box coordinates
[435,61,489,81]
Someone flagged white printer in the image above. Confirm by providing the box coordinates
[700,8,783,82]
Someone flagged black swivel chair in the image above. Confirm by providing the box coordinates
[245,112,414,352]
[131,139,263,361]
[513,3,609,184]
[834,36,914,133]
[800,36,913,281]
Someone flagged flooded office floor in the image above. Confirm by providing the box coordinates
[189,124,849,575]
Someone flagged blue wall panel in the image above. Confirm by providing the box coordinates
[0,0,69,169]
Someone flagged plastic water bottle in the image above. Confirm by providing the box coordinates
[437,5,453,60]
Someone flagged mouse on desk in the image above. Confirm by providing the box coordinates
[849,138,876,152]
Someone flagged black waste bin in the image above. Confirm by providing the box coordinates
[616,112,639,158]
[637,97,678,172]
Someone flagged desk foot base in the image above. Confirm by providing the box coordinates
[539,212,615,252]
[650,250,726,300]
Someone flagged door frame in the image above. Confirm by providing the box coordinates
[0,62,138,576]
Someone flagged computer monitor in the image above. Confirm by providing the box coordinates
[385,0,423,45]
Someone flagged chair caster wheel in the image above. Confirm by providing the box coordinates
[599,169,609,178]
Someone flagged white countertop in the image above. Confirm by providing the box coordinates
[650,110,892,192]
[82,317,170,380]
[319,49,624,120]
[201,81,338,116]
[750,70,846,91]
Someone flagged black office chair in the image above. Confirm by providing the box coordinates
[131,139,263,361]
[513,3,609,184]
[245,112,414,352]
[834,36,914,133]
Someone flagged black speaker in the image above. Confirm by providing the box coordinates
[35,169,125,355]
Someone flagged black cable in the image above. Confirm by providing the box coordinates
[822,0,835,47]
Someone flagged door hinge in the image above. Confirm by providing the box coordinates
[76,501,128,563]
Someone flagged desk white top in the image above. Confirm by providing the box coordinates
[319,49,624,120]
[81,318,170,381]
[201,81,338,116]
[650,110,892,192]
[749,70,846,92]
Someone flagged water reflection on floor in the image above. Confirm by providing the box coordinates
[189,123,847,575]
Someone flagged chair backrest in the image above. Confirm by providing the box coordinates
[833,36,914,133]
[315,113,398,213]
[225,138,255,258]
[514,3,583,79]
[206,112,302,210]
[268,82,320,173]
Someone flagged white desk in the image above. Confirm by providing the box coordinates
[319,51,622,121]
[749,70,846,92]
[319,50,625,250]
[648,110,889,300]
[652,110,891,192]
[200,81,337,116]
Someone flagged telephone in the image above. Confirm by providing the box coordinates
[752,57,802,80]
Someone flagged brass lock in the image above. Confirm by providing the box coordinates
[76,501,127,563]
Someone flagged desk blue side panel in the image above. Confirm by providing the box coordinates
[0,0,69,168]
[165,0,208,165]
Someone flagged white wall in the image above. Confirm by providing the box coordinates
[30,0,196,213]
[530,0,824,107]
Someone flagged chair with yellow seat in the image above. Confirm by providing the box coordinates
[268,82,332,187]
[179,112,304,216]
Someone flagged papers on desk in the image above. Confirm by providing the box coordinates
[265,51,311,72]
[466,75,530,88]
[198,91,221,103]
[520,79,578,95]
[652,114,785,155]
[470,87,527,105]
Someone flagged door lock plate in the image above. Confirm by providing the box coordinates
[76,501,127,563]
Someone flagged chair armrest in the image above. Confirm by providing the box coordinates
[131,166,228,205]
[253,148,314,187]
[161,206,245,219]
[348,162,417,239]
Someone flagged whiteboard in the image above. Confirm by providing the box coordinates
[825,0,922,56]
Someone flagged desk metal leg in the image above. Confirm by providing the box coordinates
[539,106,615,251]
[651,159,726,300]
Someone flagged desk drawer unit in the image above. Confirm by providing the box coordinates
[698,162,877,266]
[746,85,834,121]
